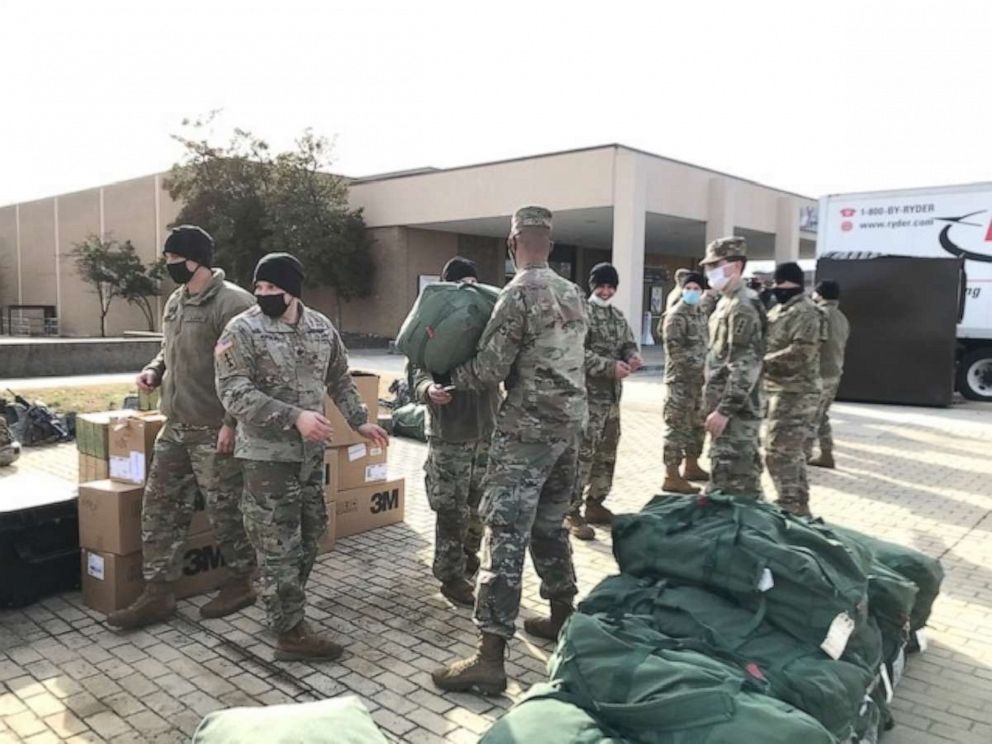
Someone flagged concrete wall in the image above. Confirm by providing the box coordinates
[0,338,162,378]
[0,206,18,310]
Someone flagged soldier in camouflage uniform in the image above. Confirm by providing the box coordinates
[806,280,850,469]
[413,257,500,607]
[763,262,823,516]
[700,237,767,499]
[662,272,709,494]
[566,262,641,541]
[433,206,587,696]
[0,418,20,466]
[215,252,389,661]
[664,268,692,313]
[108,226,257,630]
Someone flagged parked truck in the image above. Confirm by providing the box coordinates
[817,183,992,401]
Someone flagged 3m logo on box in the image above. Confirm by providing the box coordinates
[370,487,400,514]
[182,545,226,577]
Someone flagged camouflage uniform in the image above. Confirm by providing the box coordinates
[764,293,823,514]
[141,269,256,583]
[702,238,767,499]
[215,303,367,633]
[0,418,20,466]
[413,366,499,584]
[574,301,638,510]
[806,299,850,459]
[662,299,708,467]
[450,255,587,640]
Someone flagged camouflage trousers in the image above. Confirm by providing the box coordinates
[240,450,326,634]
[475,428,579,639]
[142,422,254,583]
[424,437,487,584]
[0,420,18,466]
[704,414,764,499]
[805,378,841,458]
[572,399,620,511]
[765,391,821,514]
[662,379,705,467]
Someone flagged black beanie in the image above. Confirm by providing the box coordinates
[441,256,478,283]
[683,271,706,289]
[816,279,840,300]
[254,252,305,297]
[589,262,620,290]
[774,262,805,287]
[164,225,214,267]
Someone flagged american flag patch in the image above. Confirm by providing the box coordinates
[214,338,234,356]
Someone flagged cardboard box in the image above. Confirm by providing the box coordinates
[108,413,166,484]
[81,548,145,614]
[78,453,109,483]
[138,389,160,412]
[78,480,144,555]
[334,442,388,491]
[323,372,380,447]
[317,496,336,555]
[323,448,339,497]
[174,529,231,599]
[188,490,211,537]
[334,478,405,539]
[76,410,134,460]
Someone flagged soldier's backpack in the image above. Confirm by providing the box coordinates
[611,494,872,656]
[391,403,427,442]
[395,282,501,374]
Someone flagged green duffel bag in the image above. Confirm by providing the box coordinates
[539,613,836,744]
[395,281,501,374]
[192,696,389,744]
[612,494,872,656]
[480,684,620,744]
[579,574,876,742]
[827,523,943,634]
[391,402,427,442]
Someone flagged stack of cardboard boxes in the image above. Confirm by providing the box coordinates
[319,372,406,554]
[76,412,228,613]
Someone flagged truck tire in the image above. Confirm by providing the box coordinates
[958,348,992,402]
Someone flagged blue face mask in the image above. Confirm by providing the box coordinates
[682,289,703,306]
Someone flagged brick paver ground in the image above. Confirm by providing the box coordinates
[1,372,990,743]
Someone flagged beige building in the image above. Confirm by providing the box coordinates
[0,144,816,340]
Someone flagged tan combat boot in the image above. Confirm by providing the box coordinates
[565,512,595,540]
[808,450,835,469]
[275,620,344,661]
[432,633,507,696]
[662,463,700,494]
[441,577,475,607]
[106,581,176,629]
[523,600,574,641]
[583,500,614,526]
[200,574,256,619]
[682,456,710,482]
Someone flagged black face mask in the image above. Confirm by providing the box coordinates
[256,293,288,318]
[772,287,804,306]
[166,261,196,285]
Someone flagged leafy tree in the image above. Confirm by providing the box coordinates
[164,115,375,328]
[71,236,162,336]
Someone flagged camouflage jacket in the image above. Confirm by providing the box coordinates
[584,302,638,404]
[818,300,850,381]
[764,293,823,394]
[704,282,767,418]
[413,365,500,443]
[145,270,255,428]
[451,262,588,438]
[215,303,367,462]
[663,300,708,385]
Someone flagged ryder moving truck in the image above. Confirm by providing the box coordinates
[817,183,992,401]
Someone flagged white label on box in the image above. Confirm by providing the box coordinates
[365,463,388,482]
[347,443,366,462]
[130,451,145,482]
[109,456,130,480]
[820,612,855,660]
[87,553,105,581]
[369,446,383,457]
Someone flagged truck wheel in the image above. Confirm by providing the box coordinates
[958,348,992,402]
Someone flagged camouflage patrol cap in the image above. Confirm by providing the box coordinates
[510,205,552,235]
[700,236,748,266]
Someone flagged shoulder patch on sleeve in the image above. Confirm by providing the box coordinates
[214,338,234,356]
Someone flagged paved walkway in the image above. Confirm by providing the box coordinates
[1,376,990,743]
